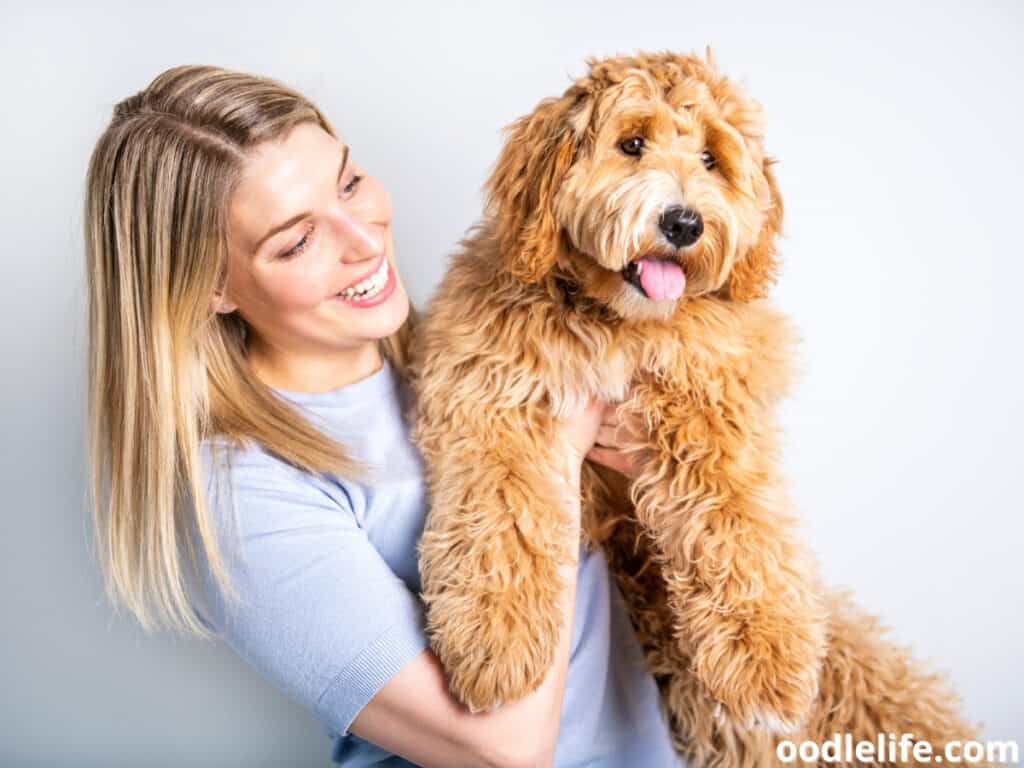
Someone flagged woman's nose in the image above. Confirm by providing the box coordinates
[328,205,382,261]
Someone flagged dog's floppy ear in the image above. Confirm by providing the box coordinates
[724,157,783,302]
[485,88,590,283]
[680,52,784,302]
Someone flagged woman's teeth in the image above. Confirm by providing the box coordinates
[339,258,388,300]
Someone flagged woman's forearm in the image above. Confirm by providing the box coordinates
[531,547,579,767]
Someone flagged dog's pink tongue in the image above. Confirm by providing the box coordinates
[638,258,685,301]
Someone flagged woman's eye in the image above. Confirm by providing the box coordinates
[618,136,645,156]
[701,149,717,170]
[280,226,314,260]
[341,174,363,197]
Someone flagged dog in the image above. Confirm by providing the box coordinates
[409,50,988,766]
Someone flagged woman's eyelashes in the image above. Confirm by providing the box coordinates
[276,174,367,259]
[280,224,314,260]
[341,173,363,198]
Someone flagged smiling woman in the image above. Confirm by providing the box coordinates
[215,122,409,392]
[83,67,392,639]
[83,64,678,768]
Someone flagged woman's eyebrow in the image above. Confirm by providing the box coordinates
[252,145,350,253]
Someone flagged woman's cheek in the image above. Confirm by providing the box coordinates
[276,257,337,309]
[361,176,393,223]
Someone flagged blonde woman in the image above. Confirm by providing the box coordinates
[84,65,682,767]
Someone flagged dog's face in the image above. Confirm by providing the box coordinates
[487,51,783,320]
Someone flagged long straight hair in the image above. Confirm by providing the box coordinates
[84,65,414,636]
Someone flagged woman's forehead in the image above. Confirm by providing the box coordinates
[229,124,345,249]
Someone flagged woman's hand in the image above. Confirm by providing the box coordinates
[554,395,607,494]
[555,396,642,485]
[557,395,607,465]
[585,401,642,480]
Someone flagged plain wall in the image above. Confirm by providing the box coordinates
[1,1,1020,765]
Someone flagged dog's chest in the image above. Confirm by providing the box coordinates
[540,301,746,417]
[541,343,634,419]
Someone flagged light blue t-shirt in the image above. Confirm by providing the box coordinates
[188,357,683,767]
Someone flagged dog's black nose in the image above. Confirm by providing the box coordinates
[659,206,703,248]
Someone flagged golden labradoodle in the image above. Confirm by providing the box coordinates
[409,50,988,766]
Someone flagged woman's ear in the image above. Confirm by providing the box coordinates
[724,158,783,302]
[485,87,592,284]
[210,289,237,315]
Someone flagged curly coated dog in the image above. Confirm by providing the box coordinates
[409,50,988,766]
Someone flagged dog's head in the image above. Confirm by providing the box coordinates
[486,50,782,320]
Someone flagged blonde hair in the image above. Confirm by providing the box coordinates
[84,65,414,636]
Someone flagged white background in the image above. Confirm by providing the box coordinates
[1,1,1020,764]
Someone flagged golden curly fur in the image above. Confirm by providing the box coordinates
[409,50,989,766]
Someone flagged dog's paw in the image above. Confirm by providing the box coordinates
[432,602,562,712]
[694,622,823,734]
[711,700,804,735]
[446,651,540,714]
[424,561,568,712]
[704,668,817,735]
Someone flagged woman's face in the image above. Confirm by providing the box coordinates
[220,122,409,365]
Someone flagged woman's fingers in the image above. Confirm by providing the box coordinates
[600,402,620,428]
[595,405,634,449]
[586,444,638,479]
[594,423,620,449]
[586,402,644,479]
[556,394,613,466]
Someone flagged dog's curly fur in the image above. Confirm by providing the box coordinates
[409,50,989,766]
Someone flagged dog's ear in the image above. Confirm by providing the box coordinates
[485,88,590,283]
[724,157,783,302]
[681,53,784,302]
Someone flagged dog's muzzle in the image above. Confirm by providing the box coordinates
[618,206,702,302]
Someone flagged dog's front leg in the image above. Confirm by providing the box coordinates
[413,406,579,713]
[627,310,828,733]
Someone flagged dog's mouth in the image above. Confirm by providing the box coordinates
[621,256,687,301]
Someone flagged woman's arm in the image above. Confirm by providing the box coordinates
[351,552,578,768]
[192,400,607,768]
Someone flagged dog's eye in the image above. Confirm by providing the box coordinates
[619,136,645,156]
[701,150,717,170]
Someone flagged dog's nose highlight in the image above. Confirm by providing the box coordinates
[659,206,703,248]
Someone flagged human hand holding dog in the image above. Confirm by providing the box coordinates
[556,396,641,491]
[585,401,642,480]
[556,395,605,480]
[559,396,643,479]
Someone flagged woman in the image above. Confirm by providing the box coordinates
[84,65,683,767]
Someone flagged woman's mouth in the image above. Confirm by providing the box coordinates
[333,255,396,307]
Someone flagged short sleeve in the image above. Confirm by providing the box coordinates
[188,445,431,737]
